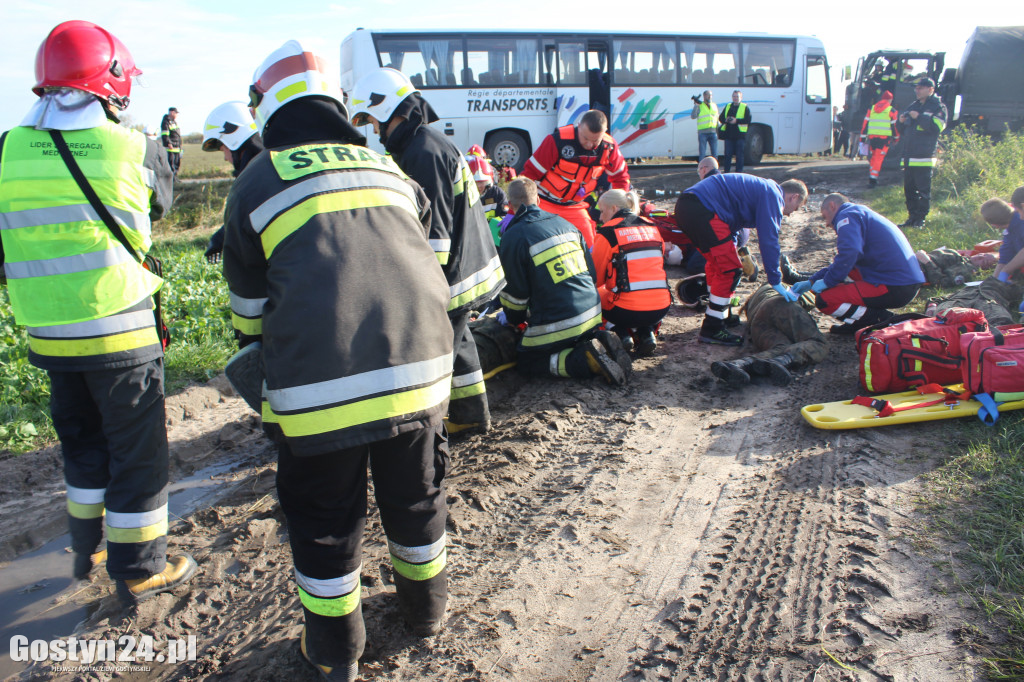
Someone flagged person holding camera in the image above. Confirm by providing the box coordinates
[690,90,718,160]
[718,90,751,172]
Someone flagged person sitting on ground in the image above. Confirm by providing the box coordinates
[710,284,828,387]
[592,189,672,357]
[793,193,925,334]
[981,187,1024,283]
[498,178,632,385]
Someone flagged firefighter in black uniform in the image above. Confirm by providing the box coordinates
[350,68,505,433]
[498,178,632,385]
[224,42,454,682]
[199,101,264,263]
[160,106,182,176]
[896,77,947,228]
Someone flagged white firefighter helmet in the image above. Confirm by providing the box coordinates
[348,67,417,128]
[202,101,258,152]
[249,40,345,134]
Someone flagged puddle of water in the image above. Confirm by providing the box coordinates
[0,457,247,678]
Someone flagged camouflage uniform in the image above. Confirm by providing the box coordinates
[711,285,828,386]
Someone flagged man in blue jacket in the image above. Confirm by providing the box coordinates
[674,174,807,345]
[793,193,925,334]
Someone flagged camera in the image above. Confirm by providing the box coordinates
[691,94,702,104]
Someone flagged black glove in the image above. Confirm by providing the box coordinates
[205,245,222,264]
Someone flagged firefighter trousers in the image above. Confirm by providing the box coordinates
[276,425,449,668]
[448,311,490,427]
[515,334,597,379]
[49,359,169,580]
[903,163,933,221]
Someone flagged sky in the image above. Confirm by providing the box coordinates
[0,0,1017,135]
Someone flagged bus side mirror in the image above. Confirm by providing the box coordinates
[843,65,852,81]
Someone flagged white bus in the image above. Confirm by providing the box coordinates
[340,29,832,169]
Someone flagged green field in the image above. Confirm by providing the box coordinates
[176,142,234,179]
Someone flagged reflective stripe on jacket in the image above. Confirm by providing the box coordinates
[592,211,671,312]
[0,123,165,370]
[498,204,602,352]
[864,104,896,138]
[223,142,454,455]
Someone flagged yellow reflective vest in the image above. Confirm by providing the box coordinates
[696,102,719,132]
[0,122,166,370]
[865,105,896,138]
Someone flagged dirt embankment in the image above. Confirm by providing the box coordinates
[1,159,989,681]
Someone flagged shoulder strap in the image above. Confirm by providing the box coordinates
[48,129,143,264]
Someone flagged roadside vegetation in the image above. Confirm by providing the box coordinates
[869,128,1024,678]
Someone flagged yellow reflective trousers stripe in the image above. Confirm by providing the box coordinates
[298,585,361,617]
[391,547,447,581]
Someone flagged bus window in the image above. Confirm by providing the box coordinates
[465,37,540,86]
[682,40,740,85]
[805,55,830,103]
[742,40,795,86]
[375,36,463,88]
[613,39,676,85]
[558,41,587,85]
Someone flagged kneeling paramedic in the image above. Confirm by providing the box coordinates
[792,193,924,335]
[224,43,454,681]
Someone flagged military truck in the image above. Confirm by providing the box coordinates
[841,50,945,165]
[939,26,1024,134]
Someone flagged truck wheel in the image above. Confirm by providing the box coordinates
[486,131,530,172]
[745,126,766,166]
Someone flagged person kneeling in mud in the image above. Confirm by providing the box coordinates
[711,284,828,387]
[498,178,633,386]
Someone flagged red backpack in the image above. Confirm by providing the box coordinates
[960,325,1024,402]
[855,308,988,393]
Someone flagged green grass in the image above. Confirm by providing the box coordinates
[896,129,1024,677]
[176,142,233,179]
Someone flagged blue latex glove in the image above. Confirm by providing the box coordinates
[496,310,509,326]
[790,280,813,296]
[772,283,799,302]
[997,271,1011,283]
[811,279,828,293]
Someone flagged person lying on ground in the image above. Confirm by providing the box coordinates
[710,284,827,387]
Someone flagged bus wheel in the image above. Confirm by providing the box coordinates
[745,126,766,166]
[486,131,530,172]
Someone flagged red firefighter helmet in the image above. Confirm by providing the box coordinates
[466,144,487,158]
[466,154,493,183]
[33,20,141,110]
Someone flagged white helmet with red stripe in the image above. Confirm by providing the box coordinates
[465,154,493,183]
[249,40,345,134]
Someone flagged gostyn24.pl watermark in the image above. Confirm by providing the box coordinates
[10,634,197,665]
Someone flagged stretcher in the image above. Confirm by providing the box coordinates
[801,383,1024,430]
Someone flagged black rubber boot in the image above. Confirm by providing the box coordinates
[779,254,809,285]
[595,330,634,381]
[394,569,448,637]
[710,356,756,387]
[301,601,365,679]
[750,353,796,386]
[635,327,657,357]
[615,327,635,353]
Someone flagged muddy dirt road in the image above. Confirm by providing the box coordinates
[0,159,987,681]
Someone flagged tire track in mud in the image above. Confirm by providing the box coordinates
[632,434,936,681]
